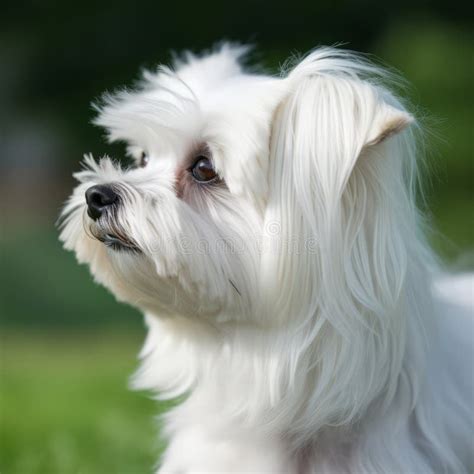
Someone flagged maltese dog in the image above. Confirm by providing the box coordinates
[60,44,473,473]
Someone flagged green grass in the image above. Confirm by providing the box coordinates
[1,331,171,474]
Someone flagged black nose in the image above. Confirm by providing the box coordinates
[85,184,118,220]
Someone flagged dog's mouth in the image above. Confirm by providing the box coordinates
[97,233,140,252]
[88,221,140,253]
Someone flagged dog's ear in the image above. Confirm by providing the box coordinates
[260,50,422,418]
[274,64,414,198]
[262,51,417,321]
[364,102,413,148]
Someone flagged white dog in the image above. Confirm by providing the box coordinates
[60,44,473,473]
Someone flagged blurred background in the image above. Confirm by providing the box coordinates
[1,0,472,472]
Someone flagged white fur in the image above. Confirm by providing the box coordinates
[60,45,474,473]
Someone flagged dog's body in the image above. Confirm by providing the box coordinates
[60,45,473,473]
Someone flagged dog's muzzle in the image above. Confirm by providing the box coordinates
[85,184,140,252]
[85,184,118,220]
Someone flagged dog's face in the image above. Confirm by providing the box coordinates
[60,45,413,326]
[60,46,286,320]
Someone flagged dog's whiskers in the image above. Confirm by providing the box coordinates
[229,279,241,296]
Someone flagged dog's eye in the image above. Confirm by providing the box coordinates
[190,156,217,182]
[139,152,149,168]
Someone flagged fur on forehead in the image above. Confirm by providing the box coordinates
[94,44,286,206]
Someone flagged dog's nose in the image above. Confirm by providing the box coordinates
[85,184,118,220]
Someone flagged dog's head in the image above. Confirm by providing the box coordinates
[60,44,417,329]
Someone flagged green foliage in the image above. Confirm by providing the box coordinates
[376,21,473,260]
[1,229,139,327]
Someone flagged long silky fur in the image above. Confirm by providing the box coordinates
[60,45,473,473]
